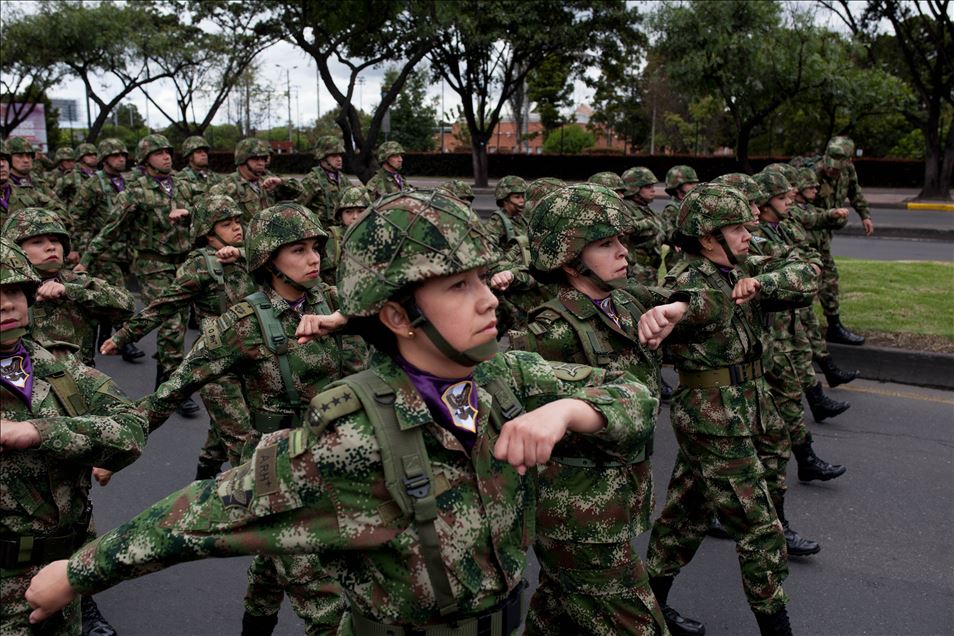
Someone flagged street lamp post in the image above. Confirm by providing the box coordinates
[277,64,298,144]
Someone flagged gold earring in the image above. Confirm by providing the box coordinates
[407,330,415,338]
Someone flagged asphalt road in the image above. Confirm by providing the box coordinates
[77,329,953,636]
[830,235,953,261]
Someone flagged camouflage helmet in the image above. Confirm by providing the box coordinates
[313,135,345,161]
[677,183,753,238]
[245,203,328,274]
[435,179,475,202]
[529,184,628,272]
[494,175,527,204]
[0,237,41,305]
[796,167,820,191]
[2,207,72,256]
[135,133,173,165]
[376,140,405,165]
[53,147,75,163]
[181,135,210,158]
[526,177,567,214]
[665,164,699,195]
[75,142,98,160]
[587,171,625,193]
[754,171,791,205]
[96,138,128,164]
[710,173,764,204]
[824,136,855,170]
[621,167,657,196]
[764,163,799,188]
[336,186,372,217]
[234,138,271,166]
[336,190,499,317]
[190,194,243,247]
[3,137,35,157]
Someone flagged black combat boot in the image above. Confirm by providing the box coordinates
[649,576,706,636]
[706,516,731,540]
[81,595,117,636]
[815,354,859,387]
[241,611,279,636]
[776,499,820,557]
[661,378,674,402]
[826,314,865,345]
[805,382,849,422]
[121,342,145,362]
[754,606,794,636]
[177,396,201,418]
[194,459,223,480]
[792,432,846,482]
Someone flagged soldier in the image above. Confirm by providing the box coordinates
[814,136,869,345]
[620,167,666,285]
[77,134,200,417]
[208,138,302,226]
[51,147,75,181]
[25,189,656,636]
[710,173,763,222]
[53,143,98,206]
[320,185,370,287]
[366,140,411,199]
[435,179,475,206]
[646,184,817,636]
[484,175,528,253]
[510,184,730,636]
[0,237,146,636]
[2,208,135,367]
[176,135,222,203]
[0,138,67,228]
[661,165,700,252]
[296,135,353,226]
[587,170,626,197]
[100,195,257,479]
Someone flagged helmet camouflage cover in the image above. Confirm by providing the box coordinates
[587,171,625,193]
[764,162,799,187]
[314,135,345,161]
[795,167,820,190]
[0,236,41,305]
[824,136,855,169]
[494,175,527,204]
[621,167,657,196]
[245,203,328,273]
[2,207,72,255]
[529,183,628,272]
[135,134,173,165]
[754,171,792,204]
[336,185,372,214]
[677,183,753,238]
[234,138,272,166]
[435,179,475,202]
[710,173,764,204]
[75,142,98,159]
[181,135,210,158]
[53,147,75,163]
[96,138,128,164]
[665,164,700,194]
[3,137,35,156]
[526,177,566,215]
[191,194,243,247]
[336,190,499,317]
[376,140,405,164]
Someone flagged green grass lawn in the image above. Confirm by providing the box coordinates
[822,258,954,351]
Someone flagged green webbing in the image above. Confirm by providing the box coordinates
[245,291,302,428]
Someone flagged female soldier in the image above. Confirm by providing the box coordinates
[26,190,657,635]
[320,185,371,287]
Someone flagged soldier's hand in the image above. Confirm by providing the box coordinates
[216,246,241,264]
[296,311,348,343]
[862,218,875,236]
[100,339,120,355]
[494,402,572,475]
[731,277,762,304]
[833,207,850,219]
[26,560,76,625]
[36,281,67,301]
[638,301,688,349]
[811,263,822,276]
[73,263,87,273]
[262,176,283,191]
[169,208,190,221]
[490,271,514,291]
[1,420,41,451]
[92,467,114,486]
[67,251,80,265]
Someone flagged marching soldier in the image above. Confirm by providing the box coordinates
[208,138,302,226]
[366,141,411,199]
[296,135,353,226]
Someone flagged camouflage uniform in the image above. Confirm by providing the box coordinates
[53,143,98,207]
[208,139,303,227]
[508,185,730,636]
[621,167,665,284]
[435,179,475,204]
[1,208,135,366]
[320,186,370,287]
[646,185,816,629]
[0,138,68,230]
[366,141,411,200]
[175,136,223,205]
[0,239,146,636]
[296,135,353,226]
[62,192,655,636]
[660,165,700,273]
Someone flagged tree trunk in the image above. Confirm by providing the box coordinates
[735,123,754,173]
[470,132,490,187]
[916,103,954,201]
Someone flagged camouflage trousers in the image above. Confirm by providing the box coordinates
[527,537,668,636]
[802,305,830,359]
[1,566,81,636]
[646,430,789,614]
[86,255,126,290]
[134,256,187,378]
[766,348,814,447]
[196,373,251,469]
[244,554,343,636]
[817,248,840,316]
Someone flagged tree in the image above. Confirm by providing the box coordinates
[526,55,575,140]
[821,0,953,200]
[541,125,595,154]
[382,67,438,151]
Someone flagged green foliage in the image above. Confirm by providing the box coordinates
[99,124,150,151]
[204,124,242,151]
[888,129,926,159]
[541,125,595,154]
[382,67,437,152]
[527,55,575,139]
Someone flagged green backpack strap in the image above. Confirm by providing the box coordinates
[245,291,303,427]
[482,376,526,433]
[201,249,227,314]
[539,298,616,367]
[493,210,531,268]
[344,369,459,617]
[42,367,89,417]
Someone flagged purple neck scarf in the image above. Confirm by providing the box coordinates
[0,340,33,409]
[396,355,479,451]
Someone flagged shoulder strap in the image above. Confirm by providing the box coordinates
[201,250,227,314]
[41,367,89,417]
[540,298,615,367]
[245,291,302,423]
[492,209,516,243]
[343,369,459,617]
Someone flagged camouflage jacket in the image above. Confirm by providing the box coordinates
[112,247,256,349]
[65,349,653,625]
[1,340,146,539]
[663,254,817,437]
[296,166,352,227]
[320,225,346,287]
[789,201,848,253]
[366,167,410,201]
[31,269,136,366]
[0,178,69,233]
[70,170,125,252]
[815,161,869,220]
[141,284,367,454]
[622,199,664,272]
[174,166,224,205]
[483,209,530,258]
[53,168,92,206]
[208,171,304,227]
[80,174,192,268]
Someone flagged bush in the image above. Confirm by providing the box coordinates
[541,126,595,154]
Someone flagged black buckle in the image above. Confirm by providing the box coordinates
[403,474,430,499]
[271,334,288,354]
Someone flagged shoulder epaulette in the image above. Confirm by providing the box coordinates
[305,384,363,436]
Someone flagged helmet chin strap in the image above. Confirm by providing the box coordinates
[210,228,240,248]
[714,229,746,266]
[402,300,497,368]
[267,264,321,292]
[33,261,63,274]
[570,258,628,293]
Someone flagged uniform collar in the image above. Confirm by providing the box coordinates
[370,351,434,431]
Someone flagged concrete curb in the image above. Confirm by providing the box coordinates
[837,226,954,240]
[827,342,954,390]
[906,202,954,211]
